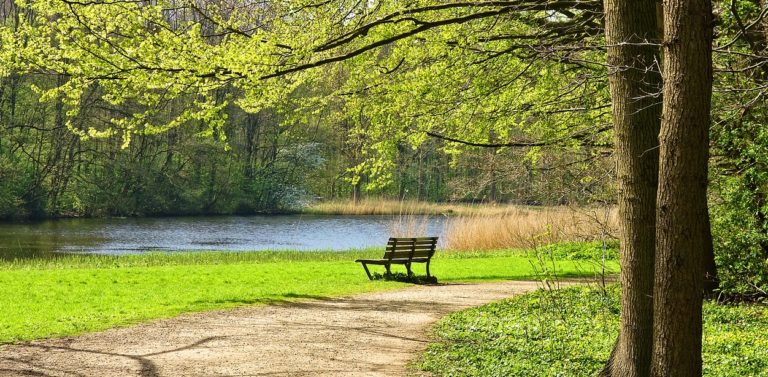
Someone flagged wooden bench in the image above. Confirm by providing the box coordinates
[355,237,438,280]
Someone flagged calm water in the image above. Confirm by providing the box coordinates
[0,215,447,259]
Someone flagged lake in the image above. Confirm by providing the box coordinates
[0,215,448,259]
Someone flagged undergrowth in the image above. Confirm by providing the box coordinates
[419,286,768,377]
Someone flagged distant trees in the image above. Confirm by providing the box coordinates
[0,0,615,218]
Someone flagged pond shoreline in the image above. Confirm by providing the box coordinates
[0,214,448,260]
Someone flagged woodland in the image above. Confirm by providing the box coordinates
[0,0,767,376]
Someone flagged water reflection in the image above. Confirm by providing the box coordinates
[0,215,446,259]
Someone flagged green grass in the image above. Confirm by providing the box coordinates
[419,286,768,377]
[0,249,617,344]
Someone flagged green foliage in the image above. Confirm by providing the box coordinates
[708,0,768,299]
[0,0,615,214]
[420,286,768,377]
[0,249,611,343]
[528,241,620,261]
[710,175,768,298]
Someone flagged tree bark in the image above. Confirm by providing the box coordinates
[652,0,713,374]
[600,0,662,375]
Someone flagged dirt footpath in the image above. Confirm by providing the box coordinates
[0,281,544,377]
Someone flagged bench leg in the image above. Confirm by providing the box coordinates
[361,263,373,280]
[426,260,431,277]
[385,264,392,277]
[406,262,413,276]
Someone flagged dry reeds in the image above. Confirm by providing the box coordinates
[305,199,618,251]
[304,198,526,217]
[388,214,432,238]
[443,206,618,251]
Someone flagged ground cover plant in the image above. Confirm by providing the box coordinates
[0,247,617,344]
[419,286,768,377]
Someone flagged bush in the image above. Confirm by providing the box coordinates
[530,241,619,261]
[711,176,768,299]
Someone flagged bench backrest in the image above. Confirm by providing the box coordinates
[383,237,438,260]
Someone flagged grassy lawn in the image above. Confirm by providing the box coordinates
[419,286,768,377]
[0,248,617,344]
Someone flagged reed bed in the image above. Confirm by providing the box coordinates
[387,213,434,238]
[303,199,524,217]
[443,206,618,251]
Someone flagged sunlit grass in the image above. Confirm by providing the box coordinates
[0,248,617,344]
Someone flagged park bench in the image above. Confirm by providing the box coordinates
[355,237,438,280]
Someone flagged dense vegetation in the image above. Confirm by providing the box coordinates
[419,286,768,377]
[0,248,617,343]
[0,73,611,218]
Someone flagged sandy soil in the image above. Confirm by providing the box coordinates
[0,281,545,377]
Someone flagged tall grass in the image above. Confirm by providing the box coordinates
[388,214,433,238]
[444,206,618,251]
[304,198,522,216]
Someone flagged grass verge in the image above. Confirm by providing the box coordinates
[419,286,768,377]
[0,249,617,344]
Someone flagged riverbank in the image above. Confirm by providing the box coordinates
[304,199,618,251]
[1,202,618,258]
[0,248,617,344]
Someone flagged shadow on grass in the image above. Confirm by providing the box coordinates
[193,292,335,307]
[370,272,439,285]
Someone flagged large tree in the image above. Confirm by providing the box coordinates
[652,0,714,374]
[600,0,662,374]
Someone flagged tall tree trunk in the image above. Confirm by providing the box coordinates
[600,0,662,375]
[652,0,713,374]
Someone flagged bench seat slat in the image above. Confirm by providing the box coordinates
[387,240,437,245]
[386,237,437,241]
[385,246,436,252]
[384,250,433,258]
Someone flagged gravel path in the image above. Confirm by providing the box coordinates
[0,281,544,377]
